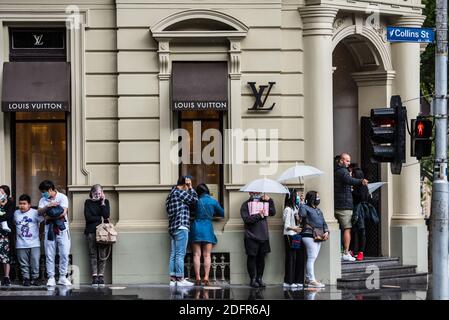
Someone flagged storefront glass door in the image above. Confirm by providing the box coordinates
[13,112,67,204]
[179,110,223,204]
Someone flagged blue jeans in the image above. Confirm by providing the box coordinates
[169,228,189,278]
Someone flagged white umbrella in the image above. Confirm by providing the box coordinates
[277,164,324,182]
[239,177,289,194]
[368,182,387,195]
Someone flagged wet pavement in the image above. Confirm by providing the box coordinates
[0,283,430,300]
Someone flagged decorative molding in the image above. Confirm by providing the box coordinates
[157,40,170,77]
[299,6,339,37]
[351,70,396,87]
[151,10,248,186]
[115,219,169,233]
[0,9,91,186]
[332,25,393,71]
[333,15,350,32]
[151,9,248,40]
[228,39,241,78]
[395,15,426,28]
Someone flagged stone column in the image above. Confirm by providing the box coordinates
[156,40,175,185]
[300,5,340,284]
[390,15,428,272]
[351,71,396,257]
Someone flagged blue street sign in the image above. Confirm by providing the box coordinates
[387,26,435,43]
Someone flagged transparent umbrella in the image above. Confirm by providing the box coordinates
[239,177,289,194]
[368,182,387,195]
[277,164,324,182]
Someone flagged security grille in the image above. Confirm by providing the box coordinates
[361,116,382,256]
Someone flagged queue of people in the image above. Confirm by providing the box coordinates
[165,174,332,289]
[1,152,376,289]
[0,180,113,289]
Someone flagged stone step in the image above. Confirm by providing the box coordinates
[342,257,400,271]
[337,272,428,290]
[341,265,418,279]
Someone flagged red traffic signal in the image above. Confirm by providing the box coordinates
[415,119,432,139]
[411,117,432,159]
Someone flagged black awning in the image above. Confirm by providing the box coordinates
[172,62,228,111]
[2,62,70,112]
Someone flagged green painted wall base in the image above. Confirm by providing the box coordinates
[70,224,342,285]
[391,223,428,272]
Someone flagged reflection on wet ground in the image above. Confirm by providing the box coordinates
[0,283,430,300]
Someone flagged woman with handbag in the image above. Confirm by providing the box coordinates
[84,184,110,288]
[283,188,305,289]
[189,183,224,286]
[299,191,329,288]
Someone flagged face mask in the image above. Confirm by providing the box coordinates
[314,198,321,206]
[252,194,262,200]
[295,196,300,206]
[41,192,50,200]
[0,194,6,202]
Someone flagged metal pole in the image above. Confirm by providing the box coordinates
[432,0,449,300]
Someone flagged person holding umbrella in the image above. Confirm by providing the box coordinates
[240,191,276,288]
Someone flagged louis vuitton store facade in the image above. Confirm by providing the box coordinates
[0,0,427,285]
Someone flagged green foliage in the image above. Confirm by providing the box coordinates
[420,0,436,97]
[420,0,437,183]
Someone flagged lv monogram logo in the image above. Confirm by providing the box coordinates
[247,82,276,111]
[33,34,44,46]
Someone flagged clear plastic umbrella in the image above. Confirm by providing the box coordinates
[368,182,387,195]
[239,177,289,194]
[277,164,324,182]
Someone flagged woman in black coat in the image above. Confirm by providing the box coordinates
[84,184,110,288]
[351,168,378,261]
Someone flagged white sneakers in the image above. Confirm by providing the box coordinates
[46,277,56,287]
[47,276,72,287]
[283,283,304,289]
[342,253,356,261]
[169,280,176,286]
[176,279,194,287]
[306,280,325,288]
[58,276,72,286]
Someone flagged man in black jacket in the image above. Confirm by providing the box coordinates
[334,153,368,261]
[240,193,276,288]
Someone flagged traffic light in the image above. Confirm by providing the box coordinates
[411,117,432,159]
[368,95,406,174]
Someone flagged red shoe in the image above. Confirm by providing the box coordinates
[356,252,364,261]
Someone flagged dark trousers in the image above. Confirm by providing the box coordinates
[283,235,305,284]
[244,237,270,280]
[247,254,265,280]
[352,228,366,254]
[86,233,109,276]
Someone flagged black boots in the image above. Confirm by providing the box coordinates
[250,278,259,288]
[256,277,266,288]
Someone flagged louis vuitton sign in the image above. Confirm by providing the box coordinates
[2,62,71,112]
[172,62,228,111]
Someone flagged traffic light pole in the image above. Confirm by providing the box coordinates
[432,0,449,300]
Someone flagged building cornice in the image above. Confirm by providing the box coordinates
[395,14,426,28]
[299,6,339,36]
